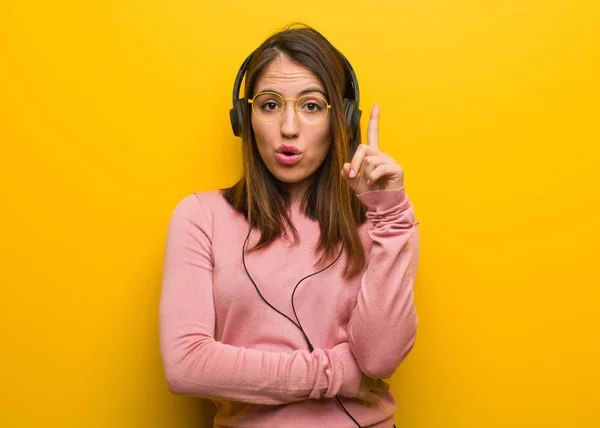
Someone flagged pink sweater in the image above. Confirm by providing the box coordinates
[159,186,420,427]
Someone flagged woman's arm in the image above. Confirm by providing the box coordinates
[348,186,420,379]
[159,194,362,405]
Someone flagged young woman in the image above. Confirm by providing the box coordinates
[159,23,420,428]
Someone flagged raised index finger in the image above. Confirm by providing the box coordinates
[367,104,380,151]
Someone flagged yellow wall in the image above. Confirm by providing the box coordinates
[1,1,598,427]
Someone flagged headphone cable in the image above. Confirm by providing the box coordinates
[242,227,363,428]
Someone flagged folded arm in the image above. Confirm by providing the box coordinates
[159,194,362,405]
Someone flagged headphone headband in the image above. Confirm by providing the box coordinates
[230,49,361,138]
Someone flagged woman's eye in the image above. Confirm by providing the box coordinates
[262,102,280,111]
[301,102,322,112]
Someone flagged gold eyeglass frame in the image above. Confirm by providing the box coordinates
[248,91,332,125]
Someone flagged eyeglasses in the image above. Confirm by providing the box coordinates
[248,91,332,125]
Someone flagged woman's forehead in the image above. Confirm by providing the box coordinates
[255,57,325,96]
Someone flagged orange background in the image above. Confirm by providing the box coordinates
[1,1,599,427]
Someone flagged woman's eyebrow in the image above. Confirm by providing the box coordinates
[297,87,327,97]
[257,87,327,97]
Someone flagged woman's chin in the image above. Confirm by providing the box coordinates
[269,167,306,185]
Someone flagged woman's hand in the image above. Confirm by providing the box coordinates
[355,373,390,405]
[341,105,405,195]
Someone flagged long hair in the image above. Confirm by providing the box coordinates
[222,23,367,280]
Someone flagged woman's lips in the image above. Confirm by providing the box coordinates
[275,152,302,166]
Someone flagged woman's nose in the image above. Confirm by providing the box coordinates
[280,102,300,137]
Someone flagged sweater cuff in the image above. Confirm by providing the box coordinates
[356,186,410,214]
[333,343,362,398]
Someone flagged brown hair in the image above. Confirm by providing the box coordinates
[222,23,367,280]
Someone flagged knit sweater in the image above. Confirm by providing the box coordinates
[159,186,420,427]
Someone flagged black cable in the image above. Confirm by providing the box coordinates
[241,229,302,331]
[242,227,363,427]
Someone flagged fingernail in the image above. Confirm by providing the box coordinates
[349,169,356,178]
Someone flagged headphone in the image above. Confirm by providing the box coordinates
[229,49,362,138]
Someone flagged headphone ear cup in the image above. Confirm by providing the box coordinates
[343,99,361,138]
[343,98,353,130]
[351,106,362,138]
[229,98,245,137]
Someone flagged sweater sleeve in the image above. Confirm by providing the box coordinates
[158,194,362,405]
[348,185,420,379]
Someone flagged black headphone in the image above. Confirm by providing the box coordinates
[229,49,362,138]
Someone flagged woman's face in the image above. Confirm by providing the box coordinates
[251,56,332,199]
